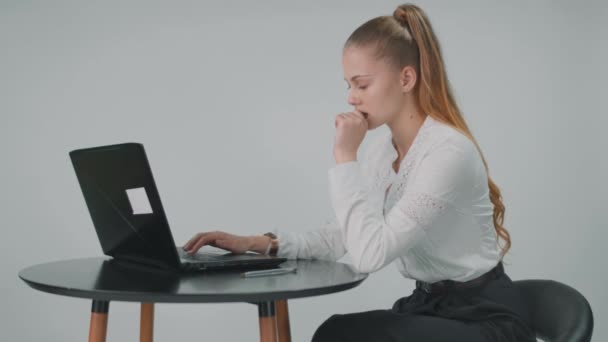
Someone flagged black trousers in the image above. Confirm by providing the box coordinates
[312,268,536,342]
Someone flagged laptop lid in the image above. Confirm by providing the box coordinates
[70,143,182,270]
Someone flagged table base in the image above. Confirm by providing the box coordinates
[86,300,292,342]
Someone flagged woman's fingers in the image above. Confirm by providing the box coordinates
[190,232,220,253]
[336,112,365,129]
[183,232,205,251]
[185,231,230,254]
[188,237,209,254]
[184,232,211,253]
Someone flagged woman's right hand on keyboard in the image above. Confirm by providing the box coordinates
[182,231,271,255]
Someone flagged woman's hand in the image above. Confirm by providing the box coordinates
[183,231,272,255]
[183,231,252,255]
[333,110,369,163]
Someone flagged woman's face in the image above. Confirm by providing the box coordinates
[342,45,407,130]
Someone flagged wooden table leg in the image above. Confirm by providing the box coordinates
[140,302,154,342]
[276,300,291,342]
[258,301,278,342]
[88,300,109,342]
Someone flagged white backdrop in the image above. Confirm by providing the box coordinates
[1,0,606,341]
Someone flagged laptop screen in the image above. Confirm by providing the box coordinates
[70,143,181,270]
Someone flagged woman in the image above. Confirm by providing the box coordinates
[183,3,536,341]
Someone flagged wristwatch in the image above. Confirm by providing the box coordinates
[263,232,279,256]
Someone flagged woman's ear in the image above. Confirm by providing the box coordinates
[400,65,417,93]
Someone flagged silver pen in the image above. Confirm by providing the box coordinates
[241,267,297,278]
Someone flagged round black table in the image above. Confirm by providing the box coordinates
[19,257,367,342]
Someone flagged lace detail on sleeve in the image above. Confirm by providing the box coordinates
[402,192,449,227]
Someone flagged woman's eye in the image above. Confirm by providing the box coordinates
[347,86,367,90]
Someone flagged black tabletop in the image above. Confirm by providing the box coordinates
[19,257,367,303]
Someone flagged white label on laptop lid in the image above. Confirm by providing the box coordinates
[126,187,153,215]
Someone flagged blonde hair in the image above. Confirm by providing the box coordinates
[344,3,511,257]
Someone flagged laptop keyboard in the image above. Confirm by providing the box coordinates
[177,248,271,262]
[178,249,224,261]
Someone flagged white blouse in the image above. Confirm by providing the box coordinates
[274,115,502,283]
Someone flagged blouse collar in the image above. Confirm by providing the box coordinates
[383,114,436,168]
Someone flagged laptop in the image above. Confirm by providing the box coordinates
[69,142,287,273]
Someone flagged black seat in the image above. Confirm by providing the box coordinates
[513,279,594,342]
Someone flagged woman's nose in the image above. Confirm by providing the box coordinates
[347,92,359,106]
